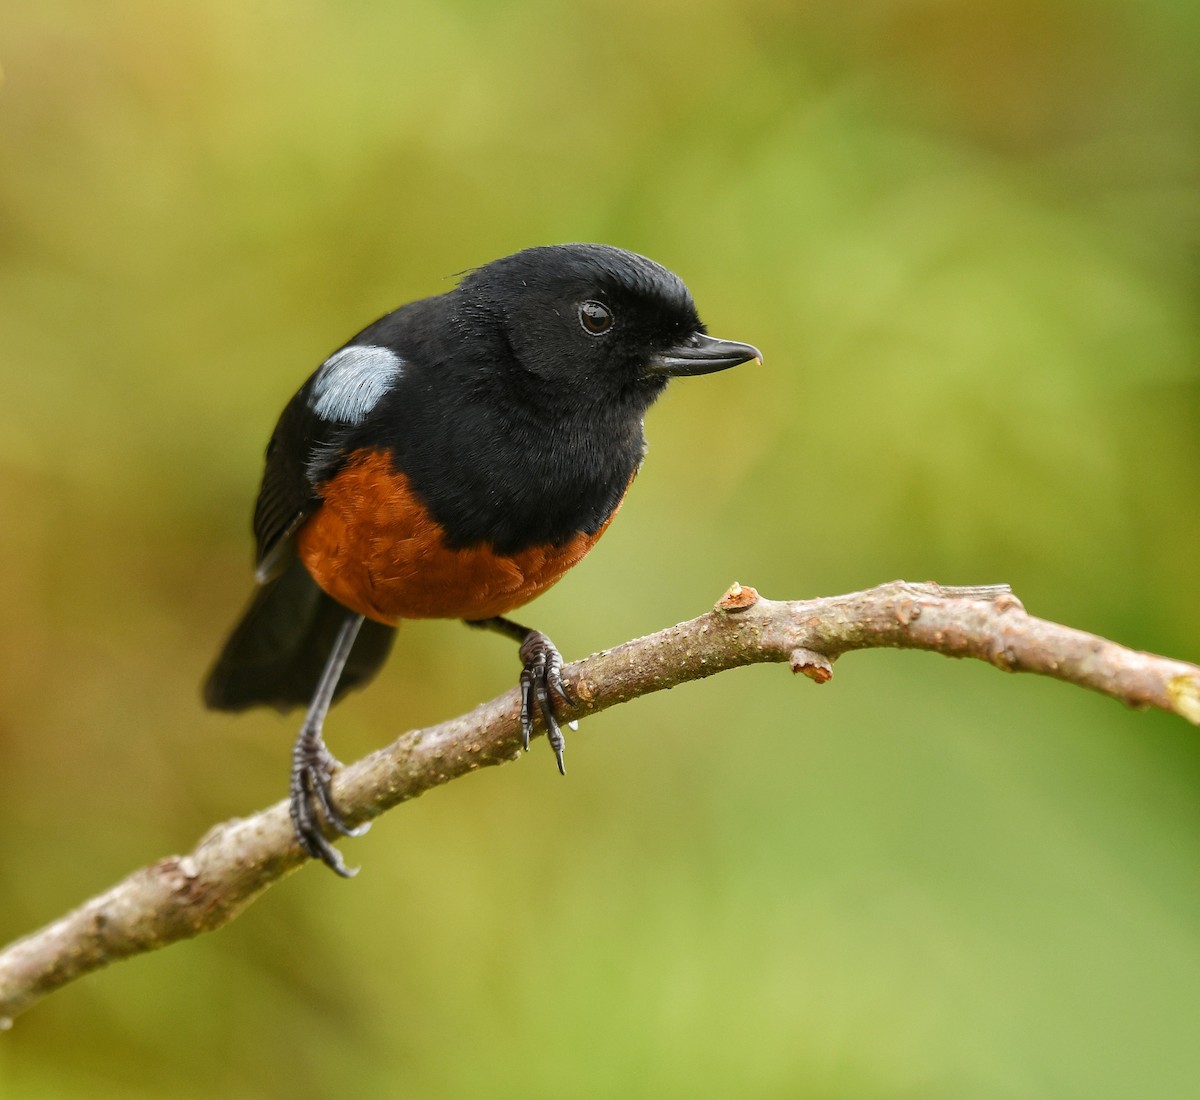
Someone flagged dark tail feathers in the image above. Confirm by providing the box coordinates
[204,556,396,713]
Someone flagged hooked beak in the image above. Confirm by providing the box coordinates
[646,332,763,377]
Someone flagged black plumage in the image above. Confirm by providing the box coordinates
[205,243,760,874]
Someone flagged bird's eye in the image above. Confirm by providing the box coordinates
[578,300,614,336]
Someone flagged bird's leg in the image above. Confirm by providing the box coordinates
[290,612,371,877]
[466,616,576,774]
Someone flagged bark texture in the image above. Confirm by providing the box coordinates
[2,581,1197,1025]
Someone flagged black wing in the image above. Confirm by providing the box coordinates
[252,339,410,581]
[252,383,330,582]
[207,341,409,713]
[207,385,396,714]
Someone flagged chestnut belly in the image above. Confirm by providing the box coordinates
[294,449,618,625]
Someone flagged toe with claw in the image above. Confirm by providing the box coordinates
[289,724,370,878]
[517,629,576,774]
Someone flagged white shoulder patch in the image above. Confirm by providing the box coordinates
[309,345,404,424]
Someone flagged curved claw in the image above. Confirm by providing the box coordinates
[516,629,575,773]
[290,726,366,877]
[311,775,372,839]
[518,667,536,752]
[548,666,576,708]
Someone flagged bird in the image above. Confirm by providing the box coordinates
[204,243,761,876]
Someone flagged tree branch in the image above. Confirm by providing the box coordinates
[1,580,1197,1026]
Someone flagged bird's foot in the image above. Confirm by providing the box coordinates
[517,630,577,774]
[289,724,370,878]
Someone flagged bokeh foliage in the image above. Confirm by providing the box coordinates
[1,1,1197,1096]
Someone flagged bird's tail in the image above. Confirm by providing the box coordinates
[203,555,396,713]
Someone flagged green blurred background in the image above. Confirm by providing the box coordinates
[1,0,1198,1096]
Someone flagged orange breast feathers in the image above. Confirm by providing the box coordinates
[294,448,622,625]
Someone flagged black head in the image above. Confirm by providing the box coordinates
[456,244,760,409]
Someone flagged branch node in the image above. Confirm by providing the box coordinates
[716,582,759,612]
[896,600,921,626]
[573,677,596,702]
[990,643,1019,672]
[790,648,833,683]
